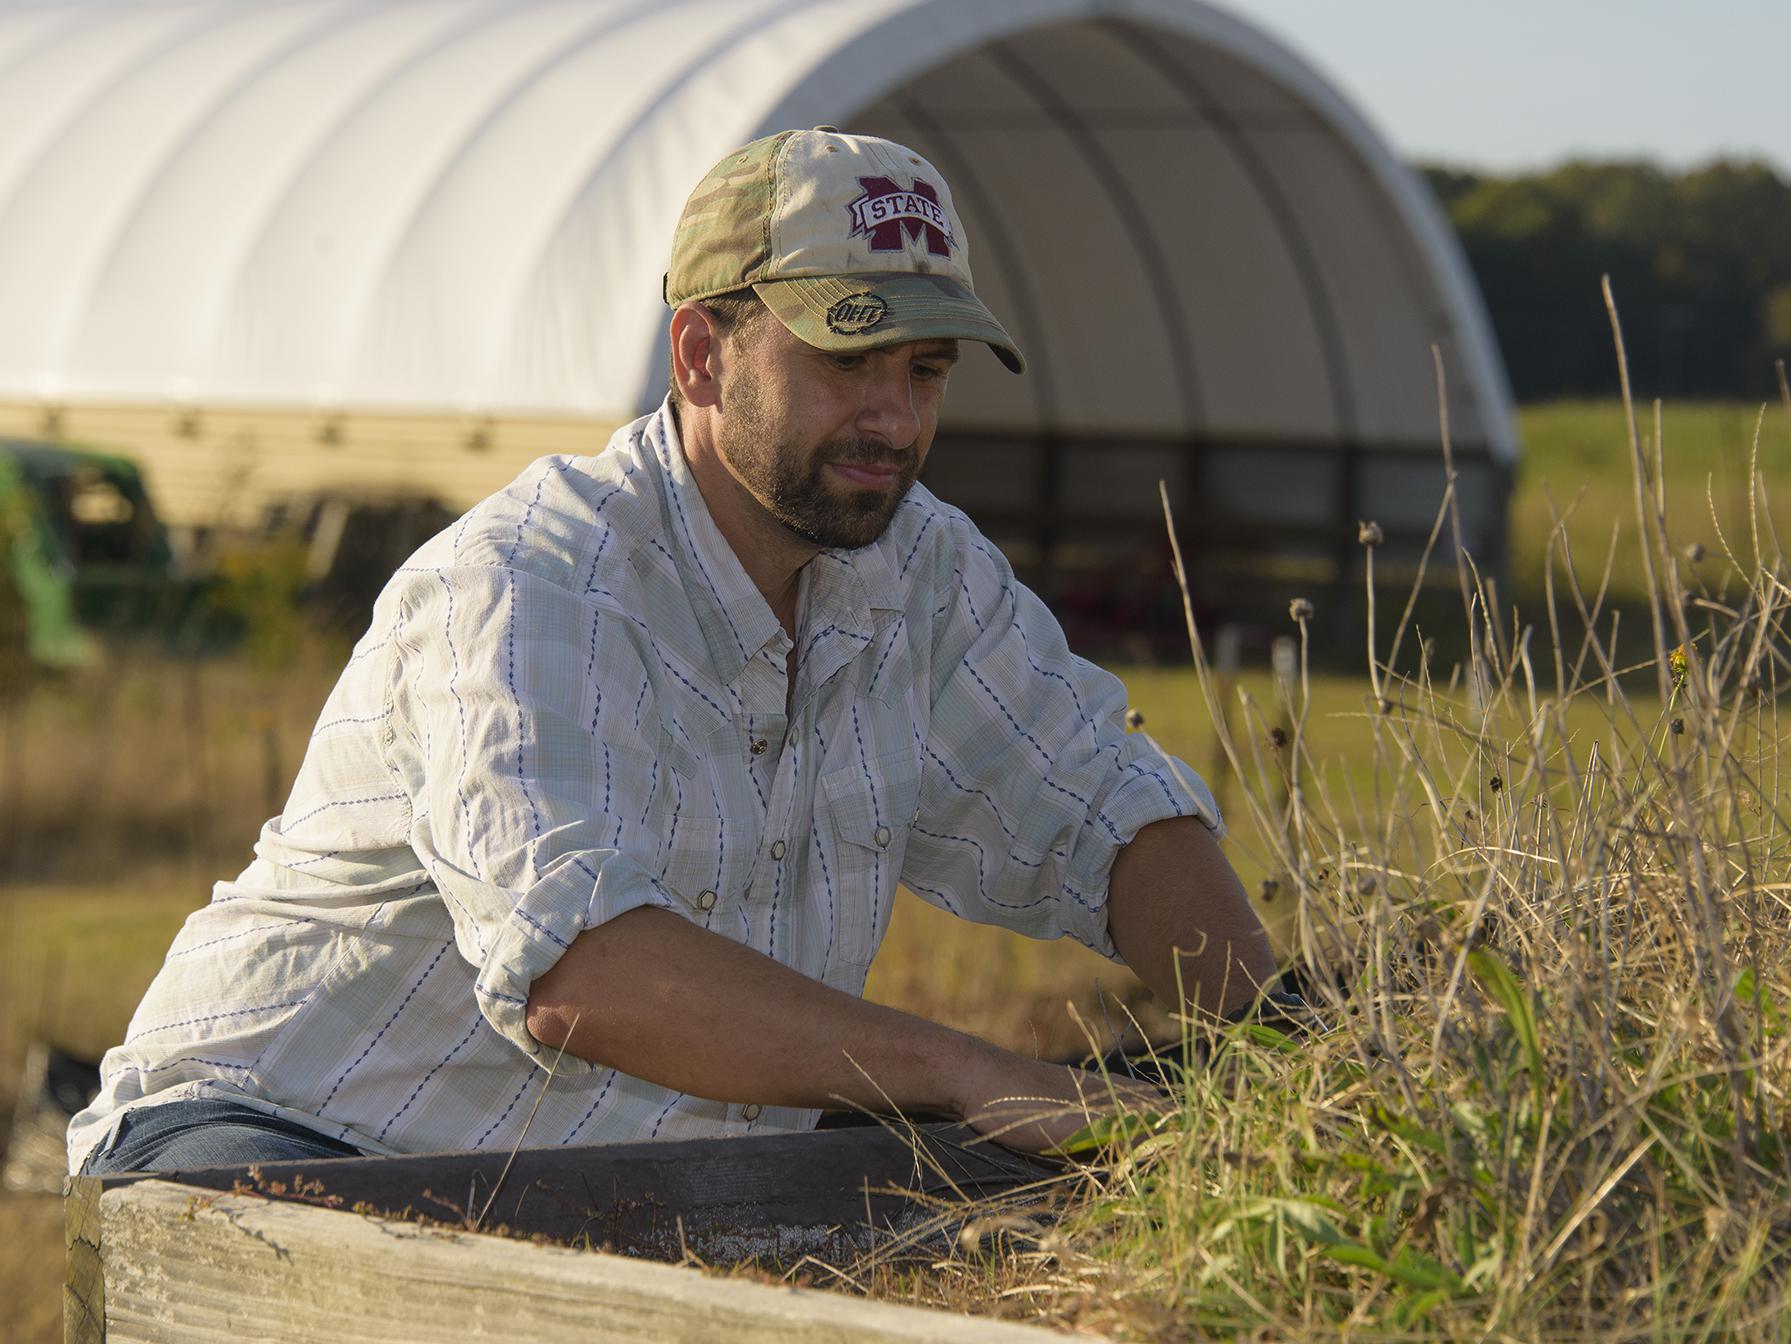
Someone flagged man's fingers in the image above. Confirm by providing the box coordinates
[962,1065,1171,1155]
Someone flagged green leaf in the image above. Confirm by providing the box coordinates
[1468,948,1545,1083]
[1266,1198,1346,1246]
[1326,1242,1463,1292]
[1395,1287,1457,1326]
[1735,966,1782,1034]
[1370,1105,1449,1155]
[1047,1110,1158,1156]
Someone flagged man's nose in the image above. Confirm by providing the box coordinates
[855,360,922,449]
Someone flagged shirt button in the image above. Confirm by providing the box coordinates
[788,725,800,745]
[697,889,717,910]
[769,840,786,860]
[742,1103,762,1121]
[749,738,768,756]
[874,825,892,848]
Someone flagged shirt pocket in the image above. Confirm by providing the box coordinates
[818,749,921,973]
[656,815,754,939]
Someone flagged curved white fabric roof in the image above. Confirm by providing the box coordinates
[0,0,1516,457]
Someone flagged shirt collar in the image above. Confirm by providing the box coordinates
[641,402,907,684]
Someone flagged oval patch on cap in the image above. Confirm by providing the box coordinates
[825,292,888,335]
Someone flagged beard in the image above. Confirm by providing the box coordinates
[716,364,917,550]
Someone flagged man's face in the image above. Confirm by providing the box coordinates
[712,315,959,550]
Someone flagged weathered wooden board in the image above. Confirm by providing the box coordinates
[94,1179,1085,1344]
[90,1120,1060,1264]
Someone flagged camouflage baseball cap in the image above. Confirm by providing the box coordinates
[665,128,1024,373]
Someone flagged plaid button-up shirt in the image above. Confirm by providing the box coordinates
[70,402,1221,1168]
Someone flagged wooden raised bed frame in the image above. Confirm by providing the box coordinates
[66,1120,1089,1343]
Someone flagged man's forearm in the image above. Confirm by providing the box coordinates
[527,878,1242,1155]
[1105,816,1277,1019]
[525,906,980,1115]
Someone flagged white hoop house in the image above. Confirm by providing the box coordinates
[0,0,1516,599]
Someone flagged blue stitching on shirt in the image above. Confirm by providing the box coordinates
[319,943,450,1111]
[768,847,782,959]
[903,877,962,916]
[1012,621,1093,731]
[311,706,392,736]
[648,1092,685,1139]
[565,1068,620,1143]
[661,661,728,720]
[514,906,570,950]
[899,514,934,577]
[343,635,392,668]
[912,728,1017,842]
[638,756,658,831]
[504,571,543,848]
[963,661,1058,771]
[811,821,836,966]
[585,606,606,731]
[867,622,904,695]
[281,793,406,830]
[132,1055,256,1077]
[911,823,987,891]
[1124,758,1190,814]
[438,573,478,872]
[477,1073,535,1147]
[667,464,748,663]
[377,1020,480,1142]
[127,999,311,1042]
[168,920,320,958]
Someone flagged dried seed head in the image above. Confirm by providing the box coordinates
[1671,717,1685,735]
[1288,597,1314,622]
[1357,520,1384,547]
[1355,873,1378,896]
[1377,696,1393,716]
[1124,708,1145,730]
[1269,725,1288,749]
[1489,775,1503,792]
[1684,541,1705,563]
[1259,877,1279,903]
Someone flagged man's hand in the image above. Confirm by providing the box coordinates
[951,1044,1170,1156]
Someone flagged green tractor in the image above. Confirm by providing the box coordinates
[0,439,187,670]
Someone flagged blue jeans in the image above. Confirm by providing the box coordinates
[80,1098,367,1175]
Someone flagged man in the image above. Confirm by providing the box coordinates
[71,128,1277,1176]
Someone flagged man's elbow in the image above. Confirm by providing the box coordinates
[524,992,577,1054]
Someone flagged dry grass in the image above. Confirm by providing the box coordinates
[817,350,1791,1339]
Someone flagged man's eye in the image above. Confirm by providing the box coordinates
[912,363,947,381]
[830,354,865,371]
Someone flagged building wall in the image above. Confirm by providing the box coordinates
[0,400,619,532]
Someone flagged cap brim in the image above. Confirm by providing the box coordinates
[752,272,1025,374]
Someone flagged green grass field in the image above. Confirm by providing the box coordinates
[2,397,1787,1341]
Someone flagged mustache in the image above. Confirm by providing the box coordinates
[825,437,914,470]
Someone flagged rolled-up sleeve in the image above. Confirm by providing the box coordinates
[385,565,678,1074]
[903,521,1222,960]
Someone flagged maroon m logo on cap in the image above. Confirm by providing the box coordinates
[846,176,954,257]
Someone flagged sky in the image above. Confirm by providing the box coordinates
[1215,0,1791,177]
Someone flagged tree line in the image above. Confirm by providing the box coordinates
[1419,159,1791,401]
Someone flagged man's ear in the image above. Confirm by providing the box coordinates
[670,302,723,409]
